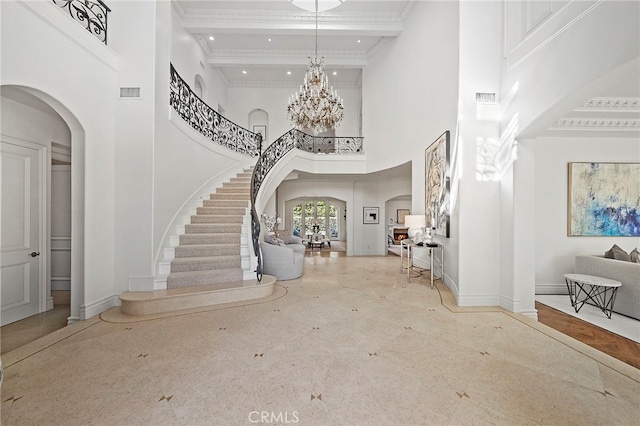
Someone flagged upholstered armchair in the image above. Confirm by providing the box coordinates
[260,234,305,280]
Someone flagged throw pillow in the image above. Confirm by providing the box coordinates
[276,229,293,244]
[264,234,280,246]
[604,244,630,261]
[630,248,640,263]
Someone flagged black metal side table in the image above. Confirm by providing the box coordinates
[563,273,622,319]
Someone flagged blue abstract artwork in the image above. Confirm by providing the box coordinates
[568,162,640,236]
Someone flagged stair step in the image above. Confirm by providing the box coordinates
[216,187,250,194]
[190,215,244,224]
[116,275,276,317]
[180,233,239,245]
[167,268,243,288]
[170,256,241,272]
[195,207,247,216]
[185,224,243,234]
[209,193,250,200]
[222,182,250,189]
[202,199,249,208]
[174,244,240,257]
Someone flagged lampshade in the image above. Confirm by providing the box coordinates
[404,215,426,240]
[404,215,426,229]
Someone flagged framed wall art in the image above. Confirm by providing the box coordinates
[425,130,451,237]
[363,207,379,224]
[397,209,410,225]
[568,162,640,236]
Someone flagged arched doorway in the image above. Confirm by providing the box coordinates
[1,85,85,326]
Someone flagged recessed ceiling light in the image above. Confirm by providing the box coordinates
[268,38,272,42]
[333,71,337,76]
[357,39,361,43]
[209,36,214,41]
[287,71,292,75]
[242,70,247,75]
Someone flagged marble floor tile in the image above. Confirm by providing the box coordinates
[1,255,638,425]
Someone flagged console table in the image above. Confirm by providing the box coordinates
[400,240,443,288]
[563,273,622,319]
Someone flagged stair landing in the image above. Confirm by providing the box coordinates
[111,275,277,320]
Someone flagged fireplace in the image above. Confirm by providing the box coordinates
[392,227,409,245]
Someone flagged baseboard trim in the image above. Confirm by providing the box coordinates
[80,294,119,320]
[536,283,568,295]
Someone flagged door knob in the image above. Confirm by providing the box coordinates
[29,251,40,257]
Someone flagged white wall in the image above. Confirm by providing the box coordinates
[534,137,640,293]
[501,1,640,137]
[456,1,502,306]
[226,86,361,144]
[1,0,118,321]
[171,6,228,113]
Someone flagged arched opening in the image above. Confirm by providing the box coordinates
[194,74,205,99]
[1,85,85,330]
[248,108,269,143]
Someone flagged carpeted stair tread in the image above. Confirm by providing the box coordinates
[167,268,243,288]
[174,244,240,257]
[185,223,243,233]
[179,233,239,244]
[209,193,250,200]
[189,215,244,224]
[216,187,250,194]
[195,207,247,215]
[166,167,254,290]
[202,199,249,207]
[170,256,241,272]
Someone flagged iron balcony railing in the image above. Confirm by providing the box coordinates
[250,129,364,281]
[170,64,261,157]
[52,0,111,44]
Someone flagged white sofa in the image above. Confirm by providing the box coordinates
[575,255,640,320]
[260,235,306,281]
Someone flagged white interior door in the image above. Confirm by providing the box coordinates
[1,141,43,326]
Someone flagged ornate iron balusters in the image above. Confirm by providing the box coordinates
[170,64,261,157]
[52,0,111,44]
[249,129,364,281]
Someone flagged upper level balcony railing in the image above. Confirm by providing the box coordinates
[52,0,111,44]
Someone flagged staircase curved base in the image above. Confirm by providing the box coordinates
[104,276,278,322]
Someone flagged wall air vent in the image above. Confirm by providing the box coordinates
[120,87,141,98]
[475,92,496,104]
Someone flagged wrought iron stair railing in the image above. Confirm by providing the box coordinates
[250,129,364,281]
[52,0,111,44]
[170,64,261,157]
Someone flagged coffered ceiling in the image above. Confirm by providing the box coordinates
[174,0,413,88]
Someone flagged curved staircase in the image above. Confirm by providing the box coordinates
[166,170,252,288]
[119,167,275,318]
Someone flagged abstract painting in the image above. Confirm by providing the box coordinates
[425,131,450,237]
[568,162,640,236]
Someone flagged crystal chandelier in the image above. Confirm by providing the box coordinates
[287,1,344,135]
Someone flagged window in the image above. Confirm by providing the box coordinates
[291,199,340,239]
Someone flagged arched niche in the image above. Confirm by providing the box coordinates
[248,108,268,143]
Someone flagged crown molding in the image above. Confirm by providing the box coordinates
[549,118,640,130]
[575,97,640,112]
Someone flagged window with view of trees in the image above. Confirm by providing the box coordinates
[291,199,340,239]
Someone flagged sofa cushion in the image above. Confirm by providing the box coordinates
[604,244,630,262]
[630,248,640,263]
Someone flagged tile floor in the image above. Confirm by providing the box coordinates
[1,255,639,425]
